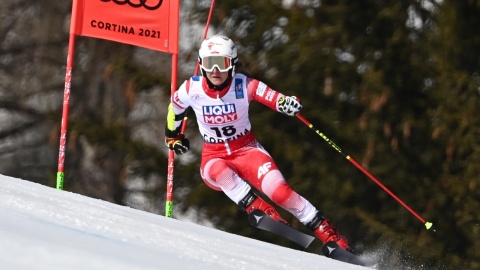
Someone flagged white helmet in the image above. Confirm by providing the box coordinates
[198,35,238,76]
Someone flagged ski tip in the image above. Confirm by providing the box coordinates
[321,241,368,267]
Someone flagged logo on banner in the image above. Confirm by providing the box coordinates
[74,0,179,53]
[100,0,164,11]
[203,104,238,124]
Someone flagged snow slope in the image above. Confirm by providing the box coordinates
[0,174,369,270]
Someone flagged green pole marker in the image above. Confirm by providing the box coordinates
[166,201,173,218]
[56,172,64,190]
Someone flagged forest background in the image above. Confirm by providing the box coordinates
[0,1,479,269]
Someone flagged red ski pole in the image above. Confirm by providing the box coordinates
[165,0,216,218]
[296,114,434,231]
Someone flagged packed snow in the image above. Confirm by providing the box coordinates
[0,174,371,270]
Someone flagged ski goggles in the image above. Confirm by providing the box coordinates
[200,56,234,72]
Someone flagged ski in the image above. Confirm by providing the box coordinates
[248,210,372,267]
[248,209,315,248]
[321,241,369,267]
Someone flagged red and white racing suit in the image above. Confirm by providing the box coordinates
[169,74,317,224]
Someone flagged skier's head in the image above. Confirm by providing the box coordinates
[198,35,238,89]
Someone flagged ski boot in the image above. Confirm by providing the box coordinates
[306,211,353,253]
[238,190,288,224]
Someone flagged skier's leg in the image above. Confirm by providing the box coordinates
[237,189,287,224]
[201,158,287,223]
[201,158,250,202]
[229,146,353,252]
[262,176,353,252]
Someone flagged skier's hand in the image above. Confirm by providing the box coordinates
[165,134,190,155]
[278,96,302,116]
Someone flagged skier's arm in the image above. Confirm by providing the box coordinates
[165,81,190,155]
[247,78,302,116]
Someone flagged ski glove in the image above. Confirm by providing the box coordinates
[165,135,190,155]
[278,96,302,116]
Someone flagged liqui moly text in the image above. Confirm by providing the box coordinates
[203,104,238,124]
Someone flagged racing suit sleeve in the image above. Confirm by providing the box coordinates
[246,78,285,112]
[165,80,190,138]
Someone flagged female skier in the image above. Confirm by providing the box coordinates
[165,35,353,252]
